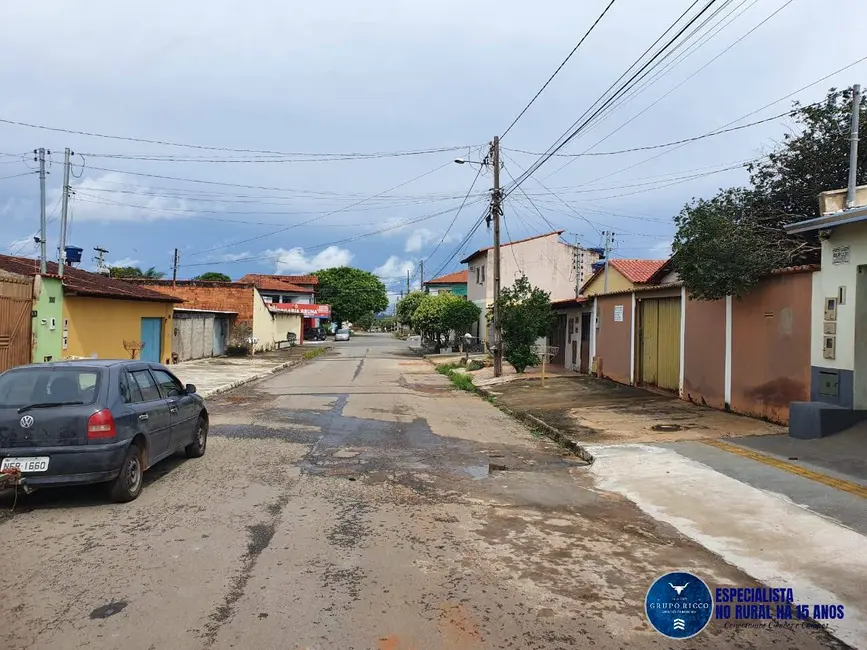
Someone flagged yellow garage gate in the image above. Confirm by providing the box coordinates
[638,296,681,392]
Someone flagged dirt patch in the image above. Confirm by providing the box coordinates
[487,375,784,446]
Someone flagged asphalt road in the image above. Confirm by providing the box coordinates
[0,336,851,649]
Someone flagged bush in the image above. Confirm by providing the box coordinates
[505,345,540,374]
[466,359,484,372]
[302,347,327,360]
[436,363,476,392]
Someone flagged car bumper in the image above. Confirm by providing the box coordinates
[0,439,129,487]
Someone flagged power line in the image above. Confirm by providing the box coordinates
[500,0,619,139]
[0,115,476,158]
[428,208,490,280]
[185,161,455,257]
[0,171,36,181]
[423,164,483,266]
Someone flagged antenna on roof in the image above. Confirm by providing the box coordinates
[93,246,110,276]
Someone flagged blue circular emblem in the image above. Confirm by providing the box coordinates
[645,571,713,639]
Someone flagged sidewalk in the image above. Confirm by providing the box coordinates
[171,345,329,398]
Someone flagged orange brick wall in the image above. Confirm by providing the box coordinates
[127,281,255,322]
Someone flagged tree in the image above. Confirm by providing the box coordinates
[494,275,556,373]
[355,311,375,330]
[313,267,388,326]
[396,291,426,328]
[109,266,165,279]
[674,87,867,300]
[410,293,481,348]
[193,272,232,282]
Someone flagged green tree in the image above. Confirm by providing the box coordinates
[354,311,375,330]
[674,87,867,300]
[440,293,481,337]
[193,272,232,282]
[494,275,556,373]
[109,266,165,279]
[313,267,388,326]
[411,293,449,345]
[396,291,426,328]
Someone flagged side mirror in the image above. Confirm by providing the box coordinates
[185,383,197,394]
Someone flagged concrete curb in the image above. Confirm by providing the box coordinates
[200,346,333,399]
[475,386,596,466]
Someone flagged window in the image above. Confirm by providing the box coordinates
[481,266,486,283]
[130,370,162,402]
[152,369,184,398]
[475,267,480,284]
[0,367,100,408]
[119,371,143,404]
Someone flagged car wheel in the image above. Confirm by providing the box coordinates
[109,443,144,503]
[185,415,208,458]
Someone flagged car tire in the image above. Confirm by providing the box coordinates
[185,415,208,458]
[109,443,144,503]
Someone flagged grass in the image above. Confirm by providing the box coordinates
[302,347,328,360]
[435,362,477,393]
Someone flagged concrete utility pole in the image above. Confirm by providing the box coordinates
[846,84,861,209]
[419,260,424,288]
[172,248,180,285]
[36,148,48,273]
[58,148,72,277]
[490,136,503,378]
[406,269,411,295]
[602,230,614,294]
[575,234,581,298]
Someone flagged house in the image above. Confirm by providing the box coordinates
[423,270,468,296]
[122,279,305,355]
[0,255,179,367]
[461,231,596,344]
[579,258,668,296]
[238,274,330,332]
[783,183,867,436]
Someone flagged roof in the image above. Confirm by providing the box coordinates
[459,230,566,264]
[578,258,668,295]
[551,297,589,309]
[0,255,181,303]
[238,274,315,293]
[784,204,867,234]
[121,278,254,289]
[424,270,468,285]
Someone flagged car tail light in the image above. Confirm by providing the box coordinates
[88,409,117,440]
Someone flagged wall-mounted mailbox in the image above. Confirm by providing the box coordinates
[823,336,836,359]
[824,297,837,321]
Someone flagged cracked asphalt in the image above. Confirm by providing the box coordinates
[0,335,852,649]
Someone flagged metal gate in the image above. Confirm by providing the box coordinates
[638,297,681,391]
[550,314,567,366]
[0,275,33,373]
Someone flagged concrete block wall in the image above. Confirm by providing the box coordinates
[123,280,256,322]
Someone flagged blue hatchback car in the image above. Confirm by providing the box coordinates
[0,360,208,502]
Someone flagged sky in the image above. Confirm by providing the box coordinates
[2,0,866,304]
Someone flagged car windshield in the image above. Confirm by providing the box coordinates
[0,367,101,409]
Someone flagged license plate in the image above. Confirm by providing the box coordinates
[1,457,50,473]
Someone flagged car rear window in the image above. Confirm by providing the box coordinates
[338,329,349,334]
[0,367,101,409]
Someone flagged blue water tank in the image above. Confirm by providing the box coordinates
[64,246,83,264]
[591,261,606,273]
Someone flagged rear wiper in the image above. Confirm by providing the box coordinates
[17,401,84,414]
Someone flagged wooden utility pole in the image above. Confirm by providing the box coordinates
[491,136,503,378]
[172,248,179,286]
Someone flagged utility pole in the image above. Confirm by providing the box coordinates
[406,269,411,295]
[846,84,861,209]
[58,148,73,277]
[574,234,581,298]
[602,230,614,294]
[36,148,48,273]
[419,260,424,288]
[491,136,503,378]
[172,248,180,285]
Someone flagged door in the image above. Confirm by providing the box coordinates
[638,298,681,392]
[580,312,591,373]
[0,275,33,373]
[213,318,228,356]
[127,368,173,461]
[140,318,162,363]
[151,368,199,451]
[551,314,567,366]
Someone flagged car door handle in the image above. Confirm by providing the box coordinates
[138,414,149,421]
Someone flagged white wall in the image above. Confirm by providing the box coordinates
[493,234,577,302]
[810,223,867,370]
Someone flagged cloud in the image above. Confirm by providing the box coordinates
[649,239,673,258]
[68,172,202,222]
[108,257,141,268]
[5,236,36,255]
[404,227,460,253]
[266,245,353,274]
[373,255,416,281]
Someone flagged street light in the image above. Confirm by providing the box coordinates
[454,158,486,166]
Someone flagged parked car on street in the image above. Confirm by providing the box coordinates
[304,327,327,341]
[0,360,208,503]
[334,328,351,341]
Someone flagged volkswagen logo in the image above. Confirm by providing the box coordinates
[19,415,34,429]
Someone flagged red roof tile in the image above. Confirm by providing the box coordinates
[0,255,181,303]
[239,273,318,289]
[609,259,668,283]
[237,274,315,293]
[460,231,565,263]
[424,270,468,285]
